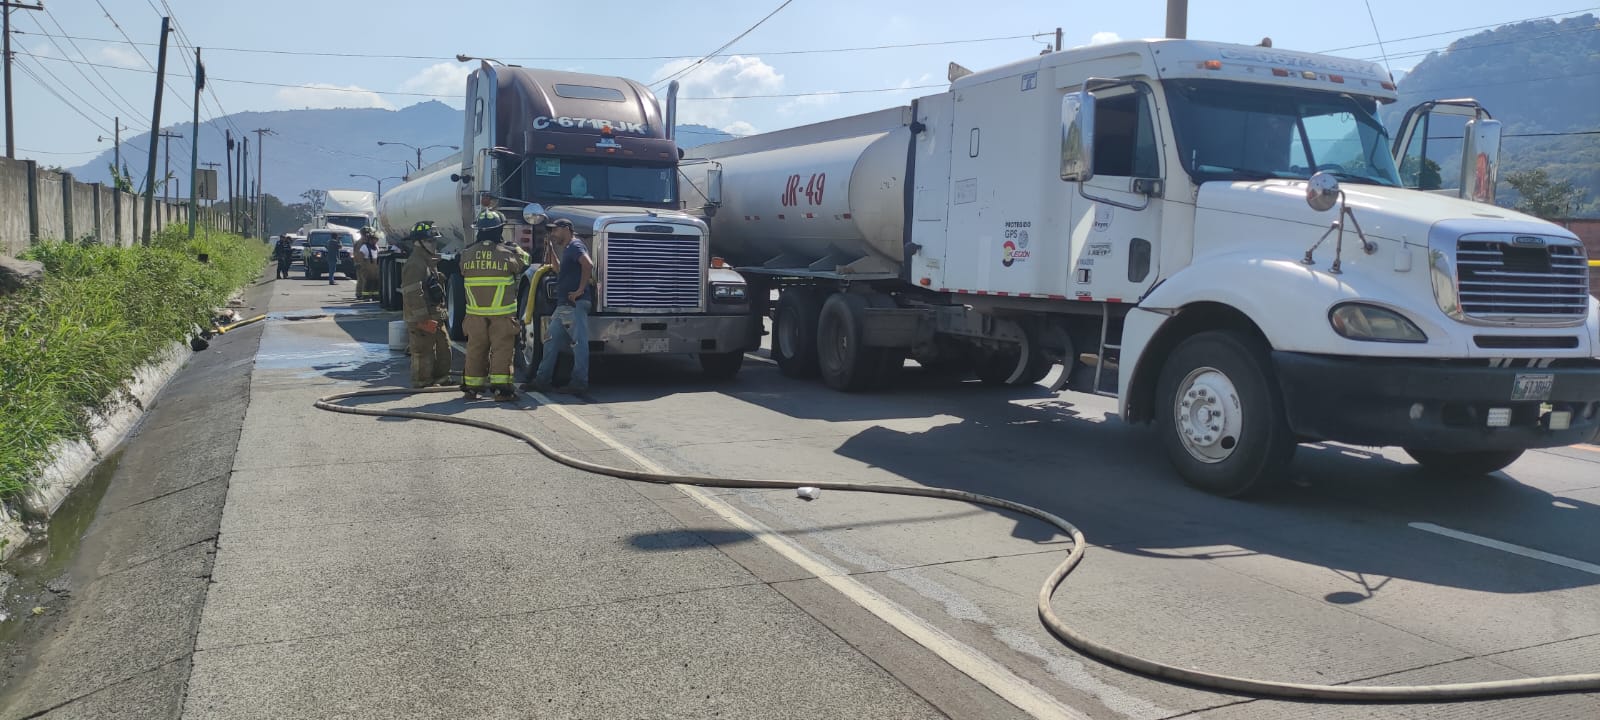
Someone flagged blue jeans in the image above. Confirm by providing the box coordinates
[326,254,339,284]
[536,299,590,388]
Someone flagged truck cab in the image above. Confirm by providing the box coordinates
[379,63,757,381]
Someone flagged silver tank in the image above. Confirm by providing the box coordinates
[684,108,911,273]
[376,162,470,253]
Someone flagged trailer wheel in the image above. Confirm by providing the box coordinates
[817,293,880,392]
[1403,449,1524,478]
[379,255,402,310]
[1155,330,1295,497]
[976,340,1050,386]
[446,274,468,342]
[698,351,744,380]
[774,289,823,378]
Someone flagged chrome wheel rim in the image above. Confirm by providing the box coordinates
[1174,366,1243,464]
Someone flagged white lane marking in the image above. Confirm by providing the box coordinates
[534,396,1090,720]
[1409,522,1600,576]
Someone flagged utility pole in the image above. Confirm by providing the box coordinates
[141,16,171,246]
[224,129,234,232]
[188,46,203,238]
[1055,27,1063,52]
[240,136,249,234]
[1166,0,1187,39]
[158,130,182,203]
[252,127,272,240]
[2,1,44,159]
[97,116,121,179]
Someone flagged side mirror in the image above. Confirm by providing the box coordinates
[1460,117,1501,204]
[1060,91,1096,182]
[1305,172,1340,212]
[522,203,548,227]
[706,167,723,206]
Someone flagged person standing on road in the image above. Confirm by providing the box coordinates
[355,227,381,300]
[527,218,593,395]
[324,232,342,285]
[459,210,528,401]
[400,222,452,389]
[273,234,294,280]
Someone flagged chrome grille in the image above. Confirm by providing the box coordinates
[1455,236,1589,321]
[601,232,704,311]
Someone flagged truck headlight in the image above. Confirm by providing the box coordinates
[1329,303,1428,343]
[712,283,747,302]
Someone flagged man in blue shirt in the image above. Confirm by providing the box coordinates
[529,218,593,394]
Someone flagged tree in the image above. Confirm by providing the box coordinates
[1503,169,1587,220]
[261,194,314,235]
[108,163,135,193]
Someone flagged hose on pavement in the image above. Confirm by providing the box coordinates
[315,385,1600,702]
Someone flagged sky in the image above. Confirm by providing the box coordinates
[8,0,1597,168]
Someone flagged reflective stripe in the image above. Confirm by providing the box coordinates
[463,276,517,315]
[489,374,514,384]
[464,376,488,388]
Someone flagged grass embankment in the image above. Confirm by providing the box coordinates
[0,227,268,503]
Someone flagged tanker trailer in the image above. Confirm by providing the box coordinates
[378,61,758,381]
[685,38,1600,498]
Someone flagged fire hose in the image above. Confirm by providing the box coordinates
[315,385,1600,703]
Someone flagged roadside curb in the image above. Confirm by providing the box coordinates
[0,341,192,562]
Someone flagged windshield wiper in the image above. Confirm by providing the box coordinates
[1320,171,1387,186]
[610,193,652,201]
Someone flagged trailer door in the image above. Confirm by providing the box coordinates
[1067,84,1166,303]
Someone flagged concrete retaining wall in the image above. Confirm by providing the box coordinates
[0,156,203,255]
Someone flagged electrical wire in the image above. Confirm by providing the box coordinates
[12,60,113,135]
[34,8,151,125]
[651,0,796,89]
[1361,0,1395,78]
[10,30,1042,63]
[1358,24,1599,63]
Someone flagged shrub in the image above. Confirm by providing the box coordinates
[0,228,267,501]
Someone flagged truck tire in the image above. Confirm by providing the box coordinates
[774,289,824,378]
[1403,449,1525,478]
[816,293,880,392]
[1155,330,1296,497]
[379,256,400,310]
[698,351,744,380]
[446,273,468,342]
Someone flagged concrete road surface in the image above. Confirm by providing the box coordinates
[4,272,1597,719]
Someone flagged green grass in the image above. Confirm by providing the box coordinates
[0,227,268,503]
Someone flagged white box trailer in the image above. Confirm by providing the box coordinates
[683,39,1600,496]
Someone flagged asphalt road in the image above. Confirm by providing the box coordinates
[519,338,1600,719]
[8,270,1595,719]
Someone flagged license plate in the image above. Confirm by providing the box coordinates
[1511,373,1554,402]
[640,338,670,354]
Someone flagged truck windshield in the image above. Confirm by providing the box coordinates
[326,215,366,231]
[523,157,676,204]
[1162,80,1401,187]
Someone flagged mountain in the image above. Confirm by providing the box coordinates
[1384,13,1600,216]
[68,100,735,202]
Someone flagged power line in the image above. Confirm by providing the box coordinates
[1320,6,1600,52]
[12,60,112,134]
[9,30,1042,62]
[11,54,117,127]
[1360,0,1394,77]
[653,0,797,89]
[1402,68,1600,94]
[1359,24,1600,63]
[682,84,946,100]
[17,146,104,155]
[23,11,148,124]
[92,0,155,71]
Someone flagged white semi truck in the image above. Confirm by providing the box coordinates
[378,63,757,381]
[305,189,380,236]
[682,39,1600,496]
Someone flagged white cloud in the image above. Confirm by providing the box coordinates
[1088,31,1122,46]
[721,120,758,136]
[652,55,781,131]
[96,45,146,69]
[274,83,395,110]
[400,62,472,108]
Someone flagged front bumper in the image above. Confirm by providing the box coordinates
[546,314,754,355]
[1274,352,1600,451]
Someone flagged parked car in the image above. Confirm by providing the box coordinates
[304,229,357,280]
[286,234,306,265]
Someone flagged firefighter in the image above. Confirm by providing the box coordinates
[400,222,452,389]
[459,210,529,401]
[355,227,382,300]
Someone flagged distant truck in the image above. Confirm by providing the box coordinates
[305,189,381,238]
[377,62,756,381]
[681,39,1600,496]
